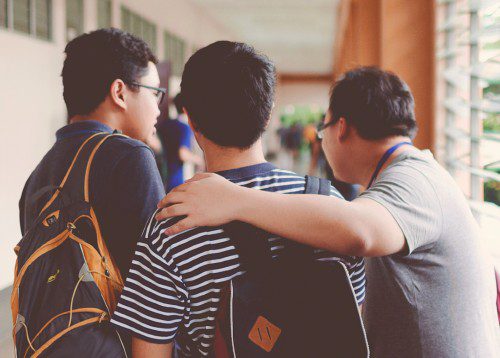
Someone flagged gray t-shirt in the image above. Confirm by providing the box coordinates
[359,149,499,358]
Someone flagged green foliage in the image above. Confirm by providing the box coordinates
[280,105,324,128]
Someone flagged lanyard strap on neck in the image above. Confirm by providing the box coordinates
[367,141,412,189]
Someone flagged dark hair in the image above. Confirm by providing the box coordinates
[329,67,417,140]
[173,93,184,116]
[62,28,158,117]
[180,41,276,148]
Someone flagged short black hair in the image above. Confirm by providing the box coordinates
[62,28,158,117]
[180,41,276,148]
[329,67,417,140]
[173,93,184,116]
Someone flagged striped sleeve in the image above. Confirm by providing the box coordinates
[111,222,188,343]
[329,184,344,199]
[348,258,366,305]
[328,184,366,303]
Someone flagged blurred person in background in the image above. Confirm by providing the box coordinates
[156,93,204,192]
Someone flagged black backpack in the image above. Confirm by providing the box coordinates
[213,176,369,357]
[12,133,127,357]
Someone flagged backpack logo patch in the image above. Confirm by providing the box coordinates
[42,210,60,227]
[47,269,60,283]
[248,315,281,352]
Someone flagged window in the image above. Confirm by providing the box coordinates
[2,0,52,40]
[121,6,157,54]
[1,0,7,28]
[97,0,111,29]
[66,0,83,41]
[36,0,51,40]
[436,0,499,251]
[164,31,186,76]
[13,0,30,34]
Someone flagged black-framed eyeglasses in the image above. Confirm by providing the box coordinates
[129,82,166,105]
[316,119,336,139]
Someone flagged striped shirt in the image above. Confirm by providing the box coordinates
[111,162,366,357]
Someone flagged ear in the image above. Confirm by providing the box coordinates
[183,107,205,150]
[109,79,127,110]
[183,107,196,132]
[338,117,350,142]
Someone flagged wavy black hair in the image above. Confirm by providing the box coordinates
[62,28,158,117]
[180,41,276,148]
[329,67,417,140]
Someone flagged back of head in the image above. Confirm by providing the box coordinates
[180,41,276,148]
[329,67,417,140]
[62,28,158,118]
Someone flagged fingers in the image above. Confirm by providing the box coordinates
[157,191,186,209]
[155,204,188,221]
[164,218,195,236]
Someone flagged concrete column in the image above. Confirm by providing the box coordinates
[334,0,381,76]
[51,0,66,47]
[380,0,435,150]
[111,0,121,28]
[156,24,164,60]
[333,0,436,150]
[83,0,98,32]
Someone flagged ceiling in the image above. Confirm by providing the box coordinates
[189,0,339,75]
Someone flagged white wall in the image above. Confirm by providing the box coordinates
[0,0,234,289]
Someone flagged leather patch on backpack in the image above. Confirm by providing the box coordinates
[42,210,60,227]
[248,315,281,352]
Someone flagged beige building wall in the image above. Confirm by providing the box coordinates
[0,0,233,289]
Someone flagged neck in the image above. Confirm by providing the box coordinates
[354,136,414,188]
[203,139,267,173]
[69,109,120,131]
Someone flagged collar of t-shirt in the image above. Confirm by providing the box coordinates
[56,120,114,142]
[216,162,277,181]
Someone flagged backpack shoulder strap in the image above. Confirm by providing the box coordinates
[304,175,331,196]
[39,132,123,214]
[223,221,273,275]
[281,175,332,260]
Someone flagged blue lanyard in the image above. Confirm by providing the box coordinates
[367,141,412,189]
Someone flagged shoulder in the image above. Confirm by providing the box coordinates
[96,135,156,169]
[142,211,231,263]
[234,168,306,194]
[104,134,153,155]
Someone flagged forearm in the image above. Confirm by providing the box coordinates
[235,186,368,256]
[132,337,172,358]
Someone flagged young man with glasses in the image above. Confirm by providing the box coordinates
[19,28,165,282]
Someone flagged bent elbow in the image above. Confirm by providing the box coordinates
[348,228,372,257]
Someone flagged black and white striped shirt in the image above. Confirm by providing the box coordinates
[111,162,366,357]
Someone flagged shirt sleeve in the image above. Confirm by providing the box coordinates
[327,185,366,305]
[179,123,192,149]
[111,214,188,344]
[100,145,166,277]
[359,166,443,255]
[348,258,366,305]
[329,184,345,200]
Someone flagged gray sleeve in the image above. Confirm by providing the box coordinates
[359,166,443,255]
